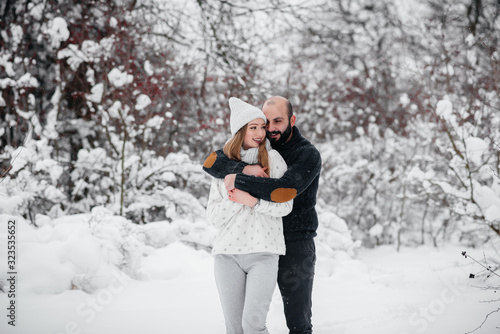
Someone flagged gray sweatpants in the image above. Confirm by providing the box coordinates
[214,253,279,334]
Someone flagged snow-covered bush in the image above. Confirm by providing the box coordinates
[316,211,361,256]
[317,120,442,248]
[430,97,500,245]
[0,138,66,221]
[0,208,216,294]
[1,138,210,226]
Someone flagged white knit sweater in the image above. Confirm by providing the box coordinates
[207,145,292,255]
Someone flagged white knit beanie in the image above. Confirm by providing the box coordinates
[229,97,267,136]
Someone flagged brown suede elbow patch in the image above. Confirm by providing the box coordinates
[270,188,297,202]
[203,152,217,168]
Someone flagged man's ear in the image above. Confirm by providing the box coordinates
[290,115,296,127]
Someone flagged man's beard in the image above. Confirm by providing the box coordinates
[267,123,292,147]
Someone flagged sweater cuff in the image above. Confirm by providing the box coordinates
[234,174,272,201]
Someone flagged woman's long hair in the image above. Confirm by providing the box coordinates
[223,125,270,176]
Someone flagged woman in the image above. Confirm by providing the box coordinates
[206,97,292,333]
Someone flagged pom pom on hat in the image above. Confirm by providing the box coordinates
[229,97,267,136]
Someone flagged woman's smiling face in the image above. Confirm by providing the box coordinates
[243,118,267,150]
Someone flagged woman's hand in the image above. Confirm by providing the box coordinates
[224,174,236,191]
[243,165,269,178]
[228,189,258,207]
[224,166,268,192]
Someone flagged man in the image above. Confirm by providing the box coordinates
[203,96,322,334]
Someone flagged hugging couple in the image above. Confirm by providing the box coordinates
[203,96,322,334]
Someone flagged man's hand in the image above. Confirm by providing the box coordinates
[228,189,258,207]
[224,174,236,191]
[243,165,269,178]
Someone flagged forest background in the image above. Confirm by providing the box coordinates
[1,0,500,252]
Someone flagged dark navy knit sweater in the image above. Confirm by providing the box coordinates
[203,126,322,242]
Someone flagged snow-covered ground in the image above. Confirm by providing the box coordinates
[0,212,499,334]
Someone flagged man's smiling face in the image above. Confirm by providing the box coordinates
[263,97,295,146]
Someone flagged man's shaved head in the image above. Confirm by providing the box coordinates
[263,96,293,119]
[262,96,296,146]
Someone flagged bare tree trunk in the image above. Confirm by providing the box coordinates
[120,131,127,216]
